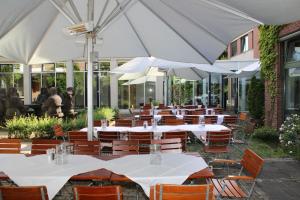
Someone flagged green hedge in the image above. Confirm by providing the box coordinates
[252,126,279,143]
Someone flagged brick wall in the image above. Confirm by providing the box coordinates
[265,21,300,128]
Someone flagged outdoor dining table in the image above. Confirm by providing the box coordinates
[0,153,212,199]
[81,124,230,140]
[134,114,229,124]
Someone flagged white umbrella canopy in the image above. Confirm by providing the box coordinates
[228,61,261,78]
[1,0,300,64]
[122,76,156,85]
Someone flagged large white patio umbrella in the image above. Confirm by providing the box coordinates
[1,0,300,140]
[228,61,261,78]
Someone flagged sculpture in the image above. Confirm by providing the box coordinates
[62,87,77,118]
[5,87,25,119]
[42,87,64,118]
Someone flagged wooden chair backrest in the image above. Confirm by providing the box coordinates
[239,112,248,121]
[112,140,139,156]
[31,139,61,155]
[183,105,198,109]
[139,115,153,121]
[241,149,264,178]
[140,110,151,115]
[73,185,123,200]
[53,124,64,137]
[214,108,223,114]
[184,115,199,124]
[143,104,152,109]
[0,139,21,154]
[134,119,152,127]
[157,110,172,115]
[163,118,185,125]
[161,115,176,124]
[0,186,49,200]
[191,110,205,115]
[128,132,154,153]
[206,131,232,145]
[223,115,238,124]
[204,116,217,124]
[151,138,182,153]
[150,184,215,200]
[93,120,109,127]
[158,104,166,109]
[115,119,132,127]
[68,131,88,143]
[98,131,120,143]
[73,141,100,156]
[162,131,187,151]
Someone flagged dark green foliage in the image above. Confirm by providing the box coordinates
[247,76,264,120]
[252,126,279,143]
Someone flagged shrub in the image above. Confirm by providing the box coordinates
[94,107,115,121]
[279,114,300,156]
[5,115,61,139]
[247,76,264,120]
[252,126,279,143]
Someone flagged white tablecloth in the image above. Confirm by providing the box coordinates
[134,114,228,124]
[0,153,208,199]
[105,153,208,196]
[81,124,230,139]
[0,154,106,199]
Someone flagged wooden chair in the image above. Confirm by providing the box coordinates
[162,131,188,151]
[140,110,151,115]
[160,115,176,124]
[214,108,223,114]
[0,186,49,200]
[223,115,238,125]
[134,119,152,127]
[97,131,120,154]
[151,138,182,153]
[0,139,21,154]
[115,119,132,127]
[31,139,61,155]
[53,124,65,141]
[68,131,88,143]
[158,104,166,109]
[112,140,139,156]
[184,115,200,124]
[139,115,153,121]
[73,141,100,155]
[93,120,109,127]
[205,116,218,124]
[203,130,232,154]
[183,105,198,109]
[157,110,172,115]
[210,149,264,199]
[143,104,152,109]
[163,118,185,125]
[128,132,153,153]
[150,184,215,200]
[73,185,123,200]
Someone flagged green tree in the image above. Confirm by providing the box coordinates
[247,76,264,120]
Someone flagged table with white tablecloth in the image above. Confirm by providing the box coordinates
[0,153,208,199]
[81,124,230,140]
[134,114,228,124]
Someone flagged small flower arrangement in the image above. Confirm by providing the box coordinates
[279,114,300,155]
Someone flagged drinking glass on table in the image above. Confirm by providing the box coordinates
[143,121,148,129]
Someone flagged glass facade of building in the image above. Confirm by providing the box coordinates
[0,64,23,97]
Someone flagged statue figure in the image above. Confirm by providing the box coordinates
[62,87,77,118]
[5,87,25,119]
[36,88,49,105]
[42,87,64,118]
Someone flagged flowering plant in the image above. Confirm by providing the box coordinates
[279,114,300,154]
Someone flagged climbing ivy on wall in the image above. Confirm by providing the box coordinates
[259,25,281,106]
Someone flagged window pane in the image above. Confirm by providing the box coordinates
[42,73,55,88]
[100,75,110,107]
[118,80,129,108]
[56,73,66,94]
[230,40,238,57]
[238,77,251,111]
[211,74,221,106]
[56,63,66,72]
[286,37,300,62]
[14,73,24,97]
[241,35,249,53]
[74,72,85,108]
[0,64,13,72]
[32,64,42,73]
[146,82,156,105]
[285,67,300,114]
[73,62,86,71]
[0,73,13,88]
[43,63,55,72]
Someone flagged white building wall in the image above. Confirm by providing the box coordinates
[22,64,31,105]
[110,58,119,108]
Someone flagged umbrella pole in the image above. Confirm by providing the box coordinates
[87,0,94,141]
[144,82,146,105]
